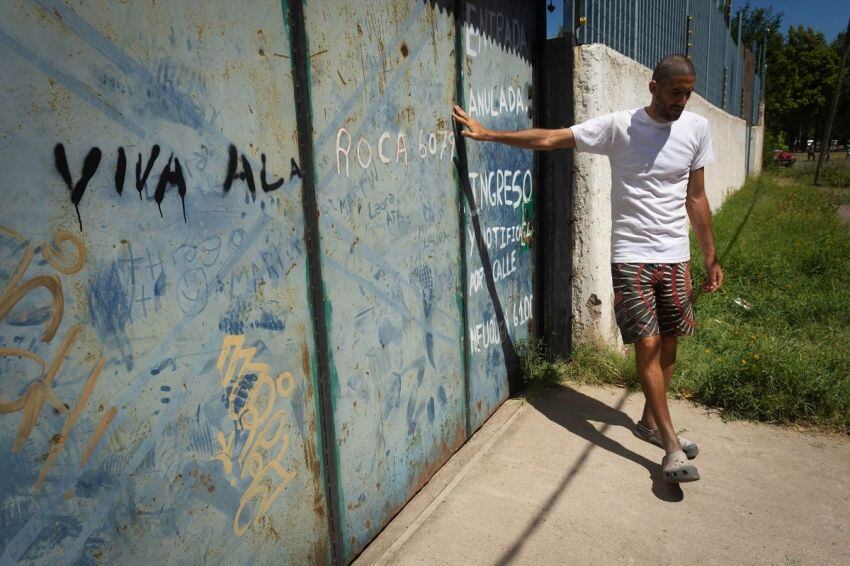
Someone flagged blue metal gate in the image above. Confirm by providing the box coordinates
[0,1,539,563]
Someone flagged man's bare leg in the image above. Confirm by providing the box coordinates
[639,334,678,429]
[634,335,682,454]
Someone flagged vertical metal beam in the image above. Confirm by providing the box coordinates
[619,0,624,53]
[540,34,575,360]
[650,1,656,63]
[602,0,606,45]
[736,8,742,45]
[454,0,471,439]
[285,0,342,562]
[720,8,729,110]
[632,2,640,62]
[703,0,712,98]
[594,0,599,43]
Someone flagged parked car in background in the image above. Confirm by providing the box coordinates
[774,149,797,167]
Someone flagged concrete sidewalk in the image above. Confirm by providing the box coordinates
[355,383,850,566]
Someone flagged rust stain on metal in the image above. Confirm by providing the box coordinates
[384,419,467,542]
[256,516,282,543]
[396,106,415,127]
[298,340,326,525]
[309,537,330,565]
[300,341,311,380]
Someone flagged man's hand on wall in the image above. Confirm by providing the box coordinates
[453,105,492,141]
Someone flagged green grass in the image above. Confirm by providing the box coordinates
[776,157,850,206]
[680,174,850,432]
[777,155,850,189]
[520,174,850,433]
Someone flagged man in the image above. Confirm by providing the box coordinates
[452,54,723,483]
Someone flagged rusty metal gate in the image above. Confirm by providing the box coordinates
[0,1,540,563]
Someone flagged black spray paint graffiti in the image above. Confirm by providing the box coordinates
[54,144,101,232]
[53,143,302,231]
[131,145,161,199]
[223,144,303,199]
[116,144,187,220]
[154,155,188,221]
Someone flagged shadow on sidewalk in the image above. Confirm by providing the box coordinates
[529,384,684,503]
[493,385,683,565]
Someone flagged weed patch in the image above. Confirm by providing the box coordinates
[681,176,850,431]
[516,339,637,394]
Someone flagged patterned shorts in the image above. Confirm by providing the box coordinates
[611,262,696,344]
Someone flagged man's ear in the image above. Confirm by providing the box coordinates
[649,80,658,95]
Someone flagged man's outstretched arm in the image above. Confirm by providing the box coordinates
[686,167,723,293]
[452,105,575,151]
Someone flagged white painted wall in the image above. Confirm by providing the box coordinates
[571,44,760,348]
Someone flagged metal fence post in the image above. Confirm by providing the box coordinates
[633,1,639,61]
[706,1,712,99]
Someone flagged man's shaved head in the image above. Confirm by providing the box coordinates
[652,55,696,84]
[647,55,696,121]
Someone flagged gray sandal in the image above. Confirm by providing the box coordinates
[634,421,699,459]
[662,450,700,483]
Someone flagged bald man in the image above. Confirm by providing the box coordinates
[453,54,723,483]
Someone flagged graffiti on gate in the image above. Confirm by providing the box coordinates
[0,227,117,492]
[211,335,297,536]
[53,143,303,231]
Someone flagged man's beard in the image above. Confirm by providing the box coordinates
[656,103,684,121]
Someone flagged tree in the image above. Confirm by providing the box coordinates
[732,1,783,49]
[830,30,850,143]
[768,27,839,147]
[731,2,848,150]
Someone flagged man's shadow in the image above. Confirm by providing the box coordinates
[527,384,684,502]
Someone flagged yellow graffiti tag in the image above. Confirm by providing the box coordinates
[41,231,87,275]
[0,229,63,342]
[211,335,296,536]
[0,227,116,492]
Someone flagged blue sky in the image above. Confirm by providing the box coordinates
[546,1,848,42]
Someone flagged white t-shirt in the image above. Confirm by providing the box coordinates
[571,108,714,263]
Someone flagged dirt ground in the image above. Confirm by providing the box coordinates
[837,204,850,225]
[356,383,850,565]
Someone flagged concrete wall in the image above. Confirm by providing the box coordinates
[750,124,765,175]
[571,44,752,348]
[0,1,538,563]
